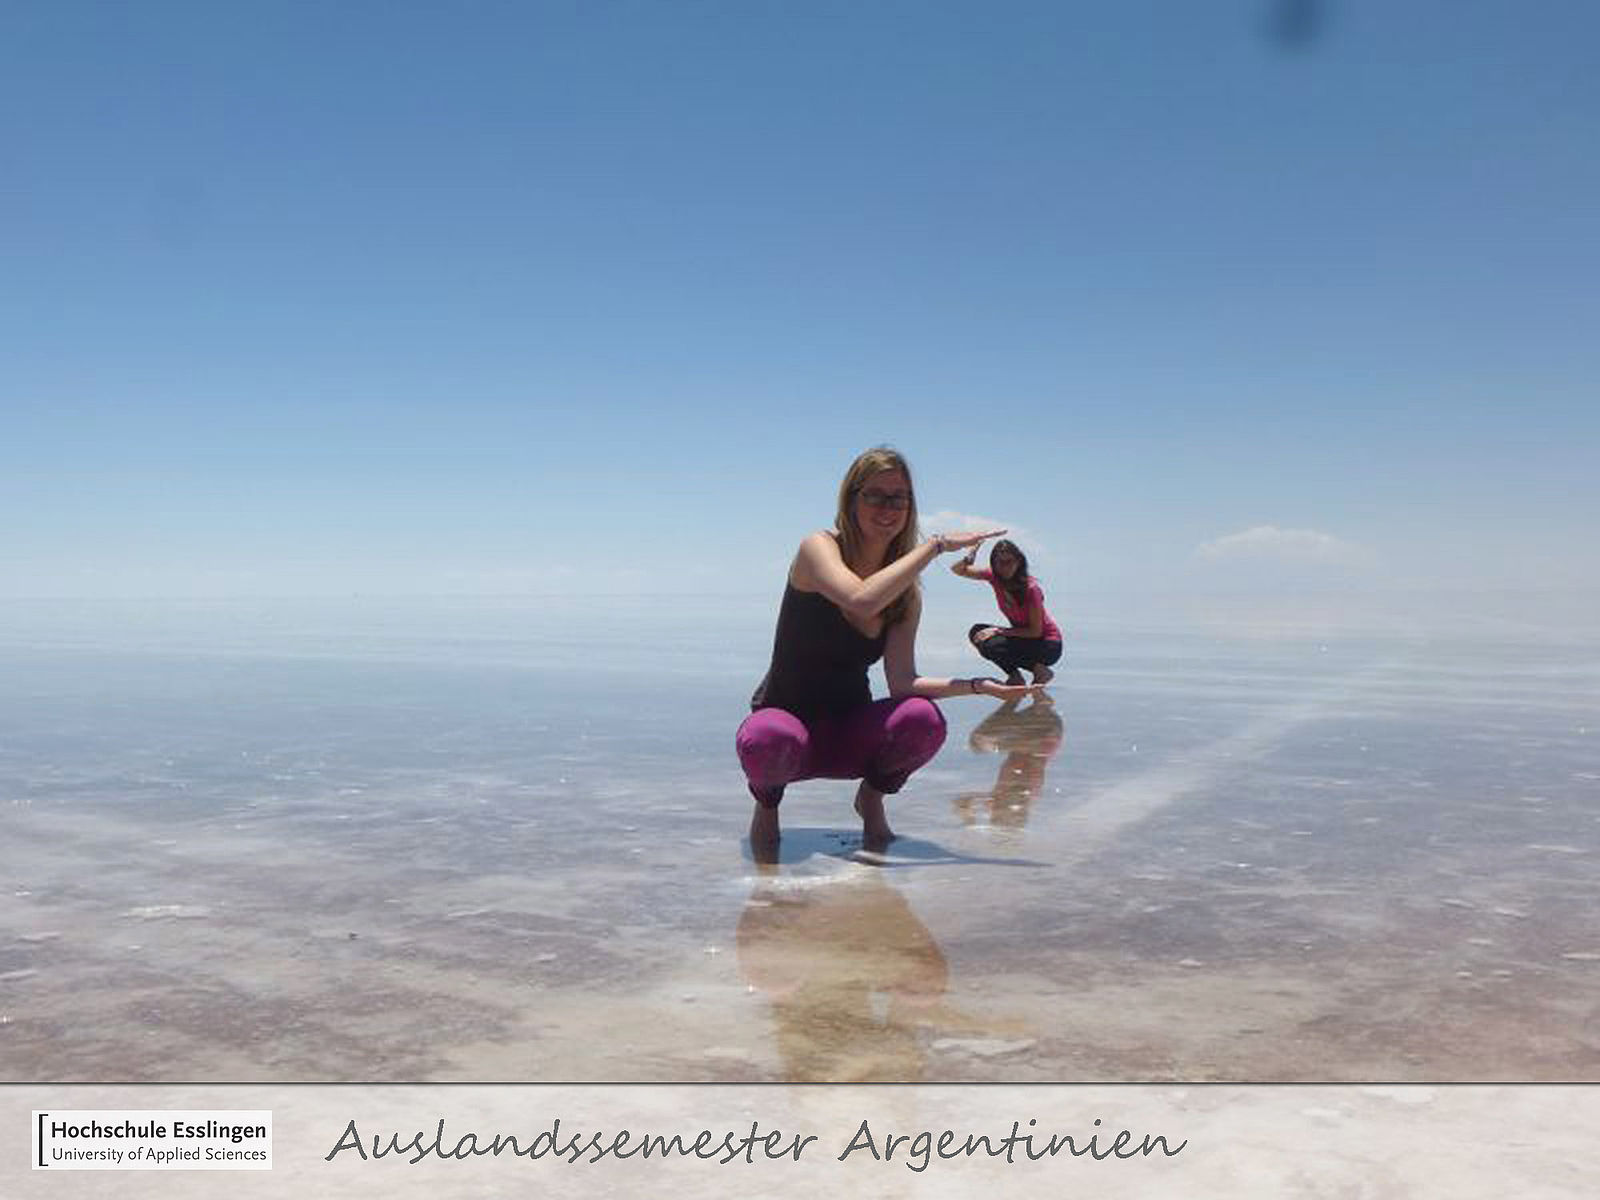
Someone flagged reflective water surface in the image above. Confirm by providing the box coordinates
[1,597,1596,1081]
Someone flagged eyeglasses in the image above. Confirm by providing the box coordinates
[858,488,913,511]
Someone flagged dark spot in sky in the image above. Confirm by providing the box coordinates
[1264,0,1324,51]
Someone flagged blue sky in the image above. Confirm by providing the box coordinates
[4,1,1597,608]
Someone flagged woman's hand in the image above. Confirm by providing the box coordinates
[936,528,1005,553]
[950,545,983,577]
[972,626,1000,643]
[976,679,1043,701]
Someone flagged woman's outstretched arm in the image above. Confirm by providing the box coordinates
[883,592,1041,701]
[795,527,1002,623]
[950,547,986,580]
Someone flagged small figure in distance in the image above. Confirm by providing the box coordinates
[736,447,1042,859]
[952,538,1064,686]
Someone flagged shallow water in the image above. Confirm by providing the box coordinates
[1,597,1596,1081]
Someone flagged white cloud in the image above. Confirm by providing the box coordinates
[1194,525,1372,568]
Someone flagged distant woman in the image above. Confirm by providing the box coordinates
[952,538,1063,685]
[737,447,1038,855]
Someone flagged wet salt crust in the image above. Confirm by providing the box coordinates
[0,597,1596,1081]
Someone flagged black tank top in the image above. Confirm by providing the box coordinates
[751,584,887,720]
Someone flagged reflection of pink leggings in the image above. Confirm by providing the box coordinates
[735,697,947,809]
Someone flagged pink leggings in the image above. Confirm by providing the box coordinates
[735,697,947,809]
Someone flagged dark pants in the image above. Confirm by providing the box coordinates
[969,623,1063,677]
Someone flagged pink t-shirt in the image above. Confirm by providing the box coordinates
[978,569,1062,641]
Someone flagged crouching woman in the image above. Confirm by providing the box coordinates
[736,446,1038,855]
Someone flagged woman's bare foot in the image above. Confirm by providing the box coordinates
[853,784,895,853]
[1030,664,1055,685]
[1004,670,1025,686]
[749,803,781,864]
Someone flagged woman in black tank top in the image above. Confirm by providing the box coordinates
[736,446,1042,858]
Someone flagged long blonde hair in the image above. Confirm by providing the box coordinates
[834,445,920,627]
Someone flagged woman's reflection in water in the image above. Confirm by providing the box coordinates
[737,872,948,1081]
[955,695,1064,828]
